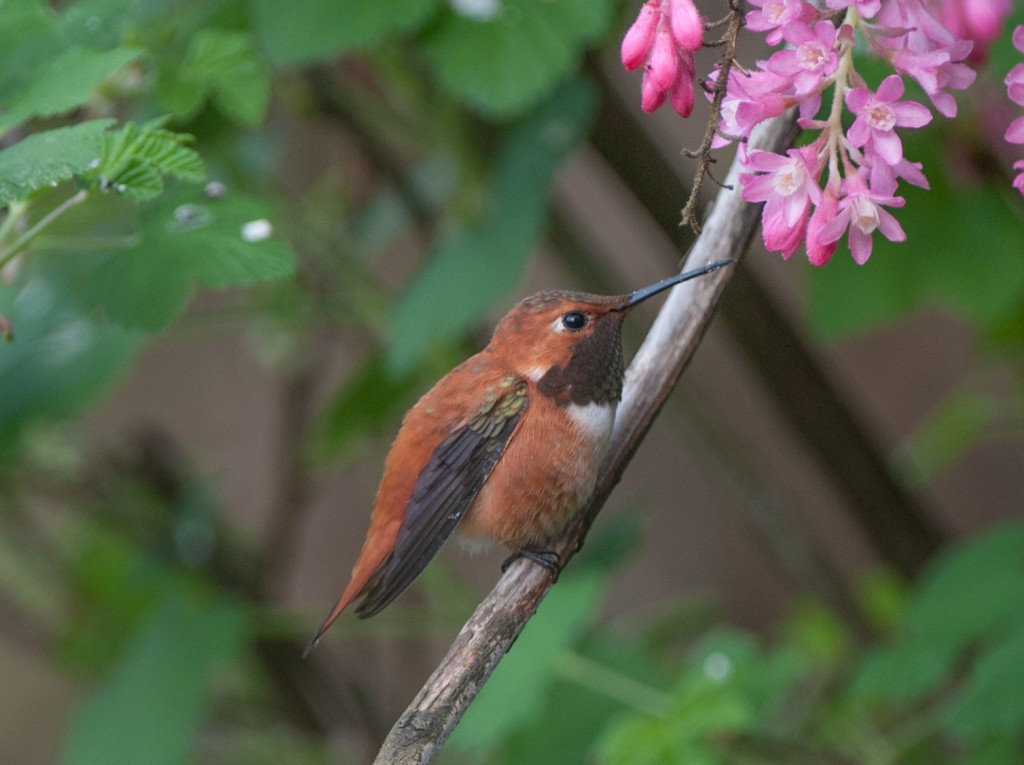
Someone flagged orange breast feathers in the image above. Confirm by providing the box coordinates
[458,394,616,549]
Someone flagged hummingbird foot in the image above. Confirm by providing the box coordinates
[502,548,562,581]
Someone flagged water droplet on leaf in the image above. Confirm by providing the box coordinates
[241,219,273,242]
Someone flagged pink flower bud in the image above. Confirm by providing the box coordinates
[806,183,840,266]
[641,68,667,112]
[650,26,680,90]
[622,1,660,71]
[670,72,695,117]
[668,0,704,51]
[670,50,696,116]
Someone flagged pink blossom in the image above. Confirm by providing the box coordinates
[713,68,790,146]
[877,0,977,118]
[868,156,929,197]
[877,0,958,49]
[668,0,704,52]
[1012,160,1024,195]
[762,202,809,258]
[806,179,841,266]
[846,75,932,165]
[1007,115,1024,144]
[622,1,659,70]
[818,175,906,264]
[1007,61,1024,106]
[825,0,880,20]
[1007,26,1024,106]
[891,44,976,118]
[1007,25,1024,160]
[764,21,840,96]
[742,147,823,220]
[745,0,817,46]
[940,0,1012,63]
[741,147,823,257]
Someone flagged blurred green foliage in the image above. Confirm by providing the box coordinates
[0,0,1021,763]
[442,521,1024,765]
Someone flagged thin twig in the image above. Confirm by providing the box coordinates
[681,0,746,234]
[371,111,801,765]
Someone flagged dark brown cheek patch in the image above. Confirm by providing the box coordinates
[537,316,625,407]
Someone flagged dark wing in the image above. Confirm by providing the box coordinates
[355,381,528,617]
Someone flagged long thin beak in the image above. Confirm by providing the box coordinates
[615,259,736,312]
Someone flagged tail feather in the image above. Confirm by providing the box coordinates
[303,543,392,657]
[302,579,364,658]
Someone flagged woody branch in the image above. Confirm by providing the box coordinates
[372,110,802,765]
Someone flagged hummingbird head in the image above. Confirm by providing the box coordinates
[487,260,734,407]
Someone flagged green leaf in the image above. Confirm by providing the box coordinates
[157,29,269,126]
[450,569,608,749]
[422,0,614,117]
[854,522,1024,704]
[91,120,206,201]
[252,0,442,65]
[0,120,114,204]
[57,187,295,330]
[387,79,597,373]
[55,0,129,48]
[805,128,1024,341]
[0,46,141,135]
[895,391,999,486]
[500,634,666,765]
[0,0,60,94]
[597,631,809,765]
[943,615,1024,739]
[311,352,423,461]
[58,591,245,765]
[905,521,1024,651]
[0,277,141,450]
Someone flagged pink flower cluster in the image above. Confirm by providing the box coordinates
[734,0,986,265]
[1007,25,1024,195]
[621,0,705,116]
[619,0,1021,265]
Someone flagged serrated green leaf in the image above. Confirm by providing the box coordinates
[387,79,597,373]
[52,187,295,330]
[0,46,140,135]
[92,121,205,200]
[252,0,442,65]
[0,120,114,203]
[157,30,269,126]
[58,591,245,765]
[422,0,614,117]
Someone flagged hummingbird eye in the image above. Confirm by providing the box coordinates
[560,311,588,331]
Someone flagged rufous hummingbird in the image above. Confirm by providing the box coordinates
[306,259,734,653]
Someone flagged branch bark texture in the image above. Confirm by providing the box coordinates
[372,112,801,765]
